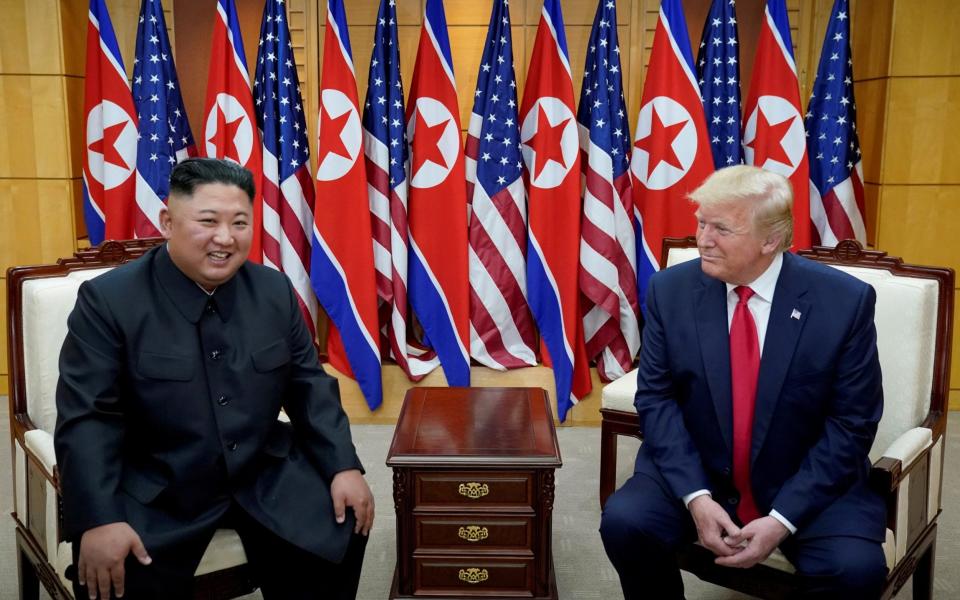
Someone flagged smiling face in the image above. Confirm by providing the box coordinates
[695,200,780,286]
[160,182,252,291]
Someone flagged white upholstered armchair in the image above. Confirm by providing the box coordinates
[599,237,953,599]
[7,240,254,600]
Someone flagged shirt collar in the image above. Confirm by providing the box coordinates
[725,251,784,304]
[154,243,237,323]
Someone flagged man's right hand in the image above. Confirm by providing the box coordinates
[688,495,742,558]
[77,522,152,599]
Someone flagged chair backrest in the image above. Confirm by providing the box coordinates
[660,237,954,462]
[6,240,163,437]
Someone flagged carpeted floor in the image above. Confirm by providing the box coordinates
[2,399,956,599]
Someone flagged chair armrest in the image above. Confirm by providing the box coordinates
[870,427,933,492]
[23,428,58,479]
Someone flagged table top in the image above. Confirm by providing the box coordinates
[386,387,562,468]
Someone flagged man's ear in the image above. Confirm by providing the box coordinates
[158,205,173,240]
[760,232,783,255]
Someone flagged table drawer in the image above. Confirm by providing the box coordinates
[415,515,533,550]
[415,471,534,508]
[414,556,534,596]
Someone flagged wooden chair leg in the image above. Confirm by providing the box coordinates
[599,422,618,509]
[912,539,936,600]
[17,544,40,600]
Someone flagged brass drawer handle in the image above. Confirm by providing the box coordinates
[458,568,489,584]
[458,482,489,499]
[458,525,489,542]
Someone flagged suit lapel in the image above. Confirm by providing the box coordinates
[751,253,810,463]
[694,273,734,453]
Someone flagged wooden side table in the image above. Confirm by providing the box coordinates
[386,387,562,599]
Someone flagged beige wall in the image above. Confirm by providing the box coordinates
[1,0,957,415]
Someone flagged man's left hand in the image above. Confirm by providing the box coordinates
[331,469,375,536]
[714,516,790,569]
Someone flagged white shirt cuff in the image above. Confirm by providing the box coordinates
[682,489,711,508]
[769,509,797,534]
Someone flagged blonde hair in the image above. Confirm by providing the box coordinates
[688,165,794,251]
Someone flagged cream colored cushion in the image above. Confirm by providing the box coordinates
[22,268,112,435]
[601,367,639,412]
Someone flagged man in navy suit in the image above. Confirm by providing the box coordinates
[600,165,886,598]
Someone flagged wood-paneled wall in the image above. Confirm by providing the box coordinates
[2,0,958,413]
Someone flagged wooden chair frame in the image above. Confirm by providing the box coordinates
[7,240,256,600]
[598,237,954,599]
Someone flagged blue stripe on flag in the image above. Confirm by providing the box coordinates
[408,249,470,386]
[526,241,575,421]
[327,0,354,60]
[81,179,105,245]
[310,241,383,410]
[219,0,249,68]
[543,0,572,61]
[661,0,698,76]
[425,0,455,76]
[90,0,126,72]
[767,0,795,53]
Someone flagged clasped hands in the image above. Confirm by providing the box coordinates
[688,495,789,569]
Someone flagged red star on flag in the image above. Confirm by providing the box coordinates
[319,102,352,162]
[88,121,131,170]
[746,109,795,168]
[412,108,449,175]
[528,105,570,180]
[634,108,686,179]
[210,105,244,163]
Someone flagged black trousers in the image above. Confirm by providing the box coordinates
[70,503,368,600]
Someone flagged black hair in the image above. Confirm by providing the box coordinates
[169,158,255,202]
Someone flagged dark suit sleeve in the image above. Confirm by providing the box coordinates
[771,283,883,531]
[54,282,127,540]
[635,275,712,499]
[279,278,364,480]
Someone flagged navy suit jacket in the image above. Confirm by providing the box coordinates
[55,245,362,568]
[634,251,885,541]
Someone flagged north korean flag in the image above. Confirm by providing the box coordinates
[82,0,138,245]
[521,0,592,421]
[311,0,383,410]
[742,0,812,250]
[631,0,714,311]
[405,0,471,387]
[203,0,264,262]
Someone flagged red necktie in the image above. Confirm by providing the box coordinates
[730,285,761,524]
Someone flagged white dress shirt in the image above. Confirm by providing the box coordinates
[681,252,797,534]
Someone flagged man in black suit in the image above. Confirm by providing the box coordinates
[55,158,374,600]
[600,166,886,598]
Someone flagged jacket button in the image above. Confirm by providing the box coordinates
[228,442,238,451]
[209,349,222,360]
[728,497,739,505]
[217,395,229,406]
[722,467,731,475]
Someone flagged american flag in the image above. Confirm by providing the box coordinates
[363,0,439,381]
[253,0,318,336]
[132,0,196,239]
[696,0,743,168]
[577,0,639,382]
[805,0,866,246]
[464,0,537,371]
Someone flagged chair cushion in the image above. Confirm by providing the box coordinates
[665,246,700,268]
[601,368,639,412]
[22,268,112,435]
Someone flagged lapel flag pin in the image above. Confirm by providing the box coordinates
[791,309,802,320]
